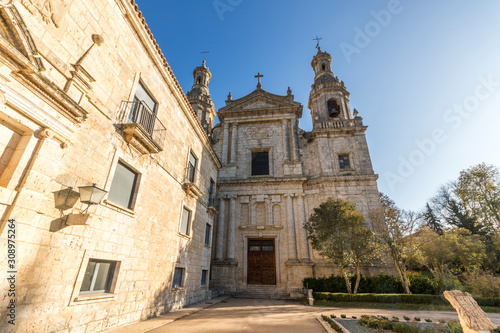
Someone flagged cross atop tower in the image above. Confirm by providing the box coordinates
[255,72,263,89]
[201,49,209,61]
[313,36,322,50]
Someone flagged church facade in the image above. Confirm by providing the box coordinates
[0,0,382,331]
[204,49,382,297]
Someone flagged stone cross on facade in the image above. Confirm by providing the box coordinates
[255,72,263,89]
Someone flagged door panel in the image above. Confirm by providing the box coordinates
[247,239,276,285]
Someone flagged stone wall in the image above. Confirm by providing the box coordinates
[0,1,219,332]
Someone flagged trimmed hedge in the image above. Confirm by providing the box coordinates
[303,273,439,295]
[313,292,500,308]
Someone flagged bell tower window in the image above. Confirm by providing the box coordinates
[322,63,326,71]
[327,99,341,118]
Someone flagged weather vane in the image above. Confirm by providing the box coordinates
[201,49,209,61]
[313,36,322,50]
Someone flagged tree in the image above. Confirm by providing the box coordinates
[376,193,420,294]
[305,198,372,294]
[455,163,500,232]
[350,226,379,294]
[422,202,443,235]
[427,184,483,235]
[416,228,486,291]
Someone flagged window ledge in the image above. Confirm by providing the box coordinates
[178,232,191,240]
[103,200,136,216]
[171,287,186,293]
[183,182,203,198]
[73,293,116,303]
[204,244,211,249]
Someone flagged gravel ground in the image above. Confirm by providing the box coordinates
[335,319,376,333]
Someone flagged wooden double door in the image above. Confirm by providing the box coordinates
[247,239,276,285]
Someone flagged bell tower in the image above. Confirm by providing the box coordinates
[187,60,216,135]
[308,48,353,125]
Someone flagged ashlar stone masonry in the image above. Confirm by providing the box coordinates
[209,48,382,297]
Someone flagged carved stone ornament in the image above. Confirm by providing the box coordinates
[20,0,71,28]
[0,0,13,7]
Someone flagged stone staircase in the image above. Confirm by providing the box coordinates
[232,285,291,299]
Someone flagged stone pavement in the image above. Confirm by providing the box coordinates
[108,297,500,333]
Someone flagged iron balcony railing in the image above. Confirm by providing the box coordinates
[118,100,166,149]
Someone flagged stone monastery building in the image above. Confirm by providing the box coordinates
[0,0,381,332]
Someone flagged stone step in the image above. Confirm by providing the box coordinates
[232,289,291,300]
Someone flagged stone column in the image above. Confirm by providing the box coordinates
[250,199,256,225]
[222,123,229,164]
[282,119,290,161]
[296,193,310,261]
[290,119,299,161]
[215,197,226,261]
[265,198,272,226]
[285,194,298,261]
[226,195,237,261]
[230,123,238,164]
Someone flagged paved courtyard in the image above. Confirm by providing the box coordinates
[110,297,500,333]
[148,298,325,333]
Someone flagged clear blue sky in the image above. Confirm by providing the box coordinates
[135,0,500,212]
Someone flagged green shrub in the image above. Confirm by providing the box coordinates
[312,292,500,308]
[322,315,342,333]
[425,319,432,322]
[341,314,346,318]
[352,316,357,319]
[446,321,463,333]
[404,316,411,321]
[414,317,421,322]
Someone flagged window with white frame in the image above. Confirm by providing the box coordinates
[186,151,197,183]
[172,267,184,289]
[180,207,191,235]
[107,161,139,209]
[79,259,117,294]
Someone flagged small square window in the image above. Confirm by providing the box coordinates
[180,207,191,235]
[172,267,184,289]
[107,161,138,209]
[186,152,197,182]
[338,154,351,170]
[251,151,269,176]
[205,223,211,246]
[201,270,208,286]
[80,259,116,294]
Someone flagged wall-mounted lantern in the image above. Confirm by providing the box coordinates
[65,184,107,226]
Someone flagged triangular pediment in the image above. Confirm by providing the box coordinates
[242,100,280,110]
[219,89,302,114]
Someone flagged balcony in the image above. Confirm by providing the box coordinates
[117,101,166,154]
[314,118,363,130]
[207,193,220,214]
